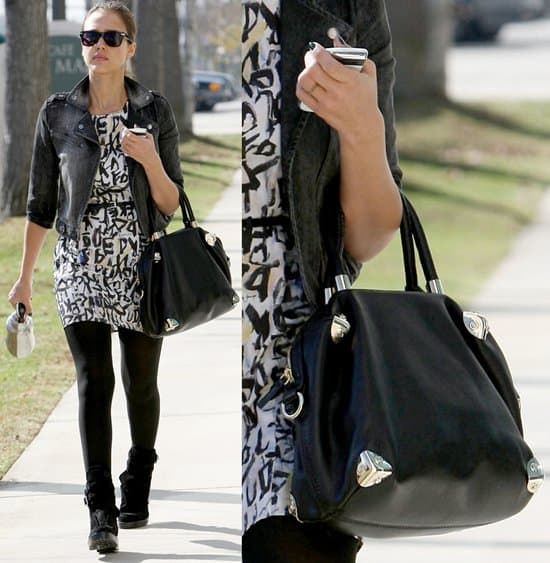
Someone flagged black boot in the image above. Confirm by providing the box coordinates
[119,446,158,529]
[84,466,119,553]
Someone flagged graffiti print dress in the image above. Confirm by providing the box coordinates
[242,0,313,532]
[54,103,147,331]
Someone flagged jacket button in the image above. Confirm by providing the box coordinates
[78,124,84,129]
[147,124,153,130]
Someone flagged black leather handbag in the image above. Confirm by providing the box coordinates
[281,195,543,538]
[138,191,238,338]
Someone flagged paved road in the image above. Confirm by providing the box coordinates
[193,100,240,136]
[447,17,550,100]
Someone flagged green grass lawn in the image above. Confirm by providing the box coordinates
[356,100,550,304]
[0,133,240,478]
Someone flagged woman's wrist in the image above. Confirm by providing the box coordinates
[17,274,33,287]
[140,150,163,173]
[337,109,385,150]
[338,117,387,168]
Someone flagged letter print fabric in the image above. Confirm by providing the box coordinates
[242,0,313,532]
[54,104,148,331]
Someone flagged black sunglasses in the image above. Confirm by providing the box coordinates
[80,30,134,47]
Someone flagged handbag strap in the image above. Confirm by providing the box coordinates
[149,190,198,240]
[324,193,444,298]
[403,196,443,293]
[178,190,199,228]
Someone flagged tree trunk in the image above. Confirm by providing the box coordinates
[1,0,49,218]
[163,0,189,140]
[180,0,196,141]
[134,0,189,139]
[386,0,452,100]
[134,0,164,90]
[52,0,66,20]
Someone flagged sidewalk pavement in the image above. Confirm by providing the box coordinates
[0,171,242,562]
[357,190,550,562]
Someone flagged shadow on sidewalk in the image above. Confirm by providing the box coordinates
[371,537,550,550]
[100,552,240,562]
[147,520,240,537]
[0,480,240,505]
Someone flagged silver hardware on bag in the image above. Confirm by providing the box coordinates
[428,278,444,294]
[281,351,304,420]
[335,274,352,292]
[154,252,162,263]
[232,293,240,305]
[289,494,301,521]
[151,231,166,241]
[281,392,304,420]
[163,318,180,332]
[463,312,490,341]
[324,287,335,305]
[526,457,544,494]
[330,314,351,343]
[356,450,393,488]
[204,232,217,246]
[281,366,295,386]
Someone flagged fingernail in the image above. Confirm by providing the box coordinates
[308,41,317,50]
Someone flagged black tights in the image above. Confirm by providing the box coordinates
[242,516,361,563]
[64,322,163,471]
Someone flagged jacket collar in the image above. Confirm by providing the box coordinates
[65,75,155,112]
[280,0,354,166]
[66,75,156,146]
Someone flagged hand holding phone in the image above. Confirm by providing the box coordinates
[326,47,368,70]
[299,46,369,112]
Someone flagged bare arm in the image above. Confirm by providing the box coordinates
[8,221,50,313]
[296,45,402,263]
[338,106,402,262]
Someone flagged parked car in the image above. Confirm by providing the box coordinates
[192,70,237,111]
[453,0,545,41]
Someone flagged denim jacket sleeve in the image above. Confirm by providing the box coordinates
[147,93,185,232]
[357,0,402,189]
[26,98,60,229]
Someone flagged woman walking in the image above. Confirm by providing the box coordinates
[242,1,403,561]
[8,1,182,553]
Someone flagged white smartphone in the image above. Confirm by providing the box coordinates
[300,46,369,112]
[327,46,368,69]
[129,127,148,136]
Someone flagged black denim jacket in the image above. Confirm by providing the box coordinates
[280,0,402,305]
[27,76,184,241]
